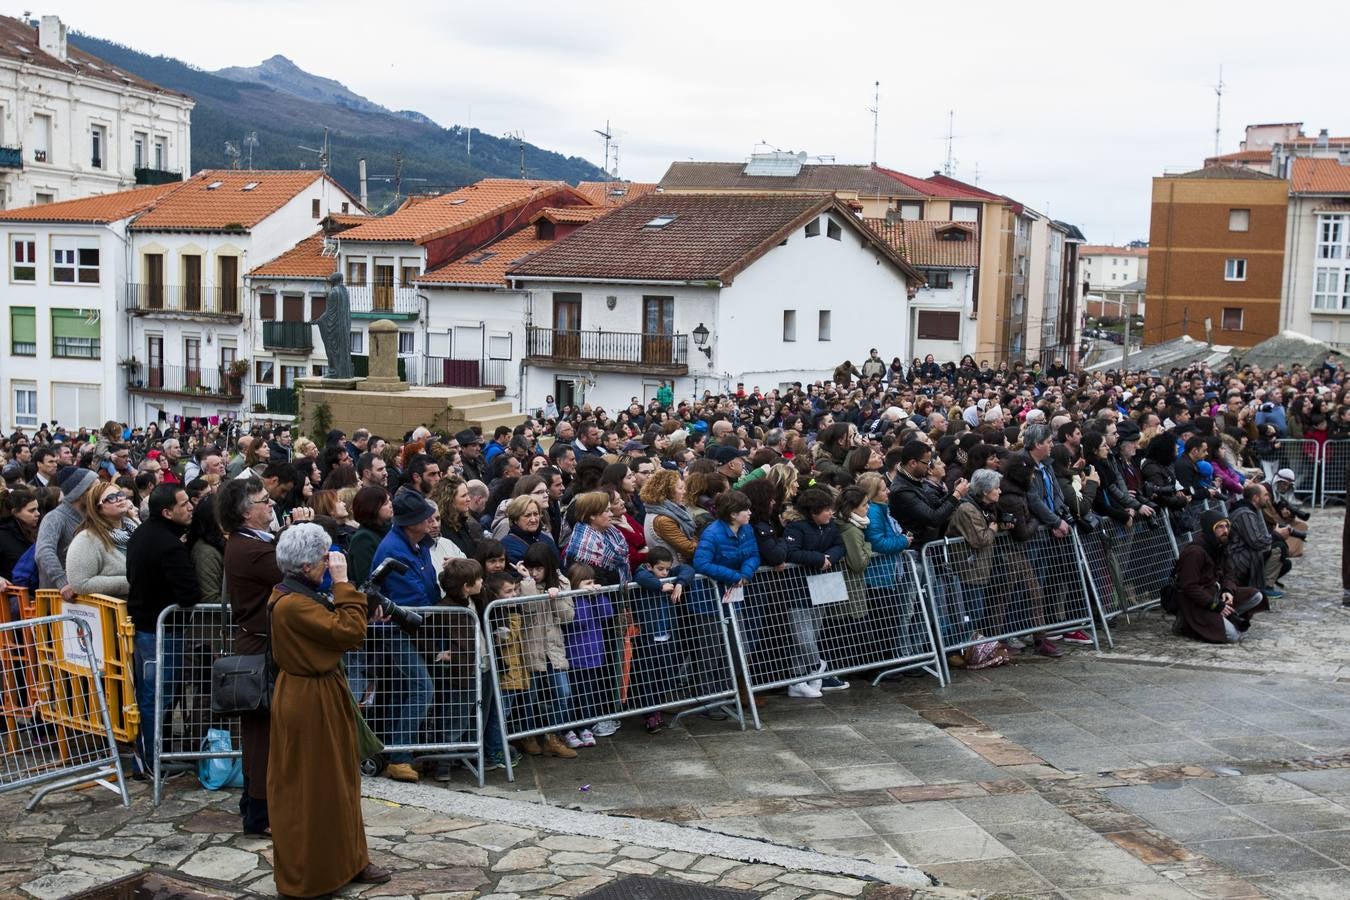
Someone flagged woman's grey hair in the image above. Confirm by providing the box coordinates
[969,468,1002,499]
[275,523,332,577]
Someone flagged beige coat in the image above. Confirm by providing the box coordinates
[518,574,575,672]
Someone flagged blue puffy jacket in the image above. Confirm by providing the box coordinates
[866,502,910,554]
[370,525,439,608]
[693,520,760,587]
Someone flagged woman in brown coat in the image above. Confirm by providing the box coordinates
[268,523,389,897]
[218,476,281,836]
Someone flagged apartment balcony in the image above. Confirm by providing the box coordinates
[127,365,244,402]
[419,356,507,391]
[0,146,21,170]
[248,384,298,417]
[347,283,420,320]
[524,327,688,375]
[125,283,244,320]
[134,167,182,186]
[262,321,313,351]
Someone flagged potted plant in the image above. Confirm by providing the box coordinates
[225,357,249,396]
[119,356,142,372]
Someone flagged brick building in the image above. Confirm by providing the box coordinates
[1145,167,1288,346]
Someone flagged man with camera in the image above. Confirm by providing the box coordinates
[367,492,440,782]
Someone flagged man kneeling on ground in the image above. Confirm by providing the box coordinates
[1175,509,1265,643]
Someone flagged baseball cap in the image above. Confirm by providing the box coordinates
[707,444,749,464]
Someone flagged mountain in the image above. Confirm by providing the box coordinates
[67,34,606,211]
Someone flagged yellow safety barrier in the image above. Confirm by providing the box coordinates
[30,591,139,743]
[0,587,41,752]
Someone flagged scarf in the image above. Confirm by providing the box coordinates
[648,499,696,537]
[110,519,136,556]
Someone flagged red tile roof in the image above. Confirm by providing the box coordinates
[418,228,556,287]
[128,170,352,231]
[246,215,368,279]
[531,206,610,226]
[872,166,997,202]
[337,179,590,243]
[0,14,192,101]
[864,218,980,269]
[0,183,175,224]
[1291,158,1350,194]
[574,181,659,206]
[508,192,919,286]
[1315,200,1350,213]
[660,162,924,197]
[1205,149,1274,164]
[1079,245,1149,257]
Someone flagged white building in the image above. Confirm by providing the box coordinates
[0,185,167,429]
[865,217,977,364]
[506,193,921,413]
[0,14,193,210]
[1282,157,1350,345]
[1078,244,1148,291]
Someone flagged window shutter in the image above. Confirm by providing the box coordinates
[259,292,276,319]
[10,307,36,344]
[51,308,99,339]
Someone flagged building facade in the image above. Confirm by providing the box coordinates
[0,14,192,210]
[1281,158,1350,345]
[1078,245,1148,291]
[865,218,978,363]
[1146,167,1288,346]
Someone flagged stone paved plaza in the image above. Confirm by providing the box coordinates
[3,511,1348,899]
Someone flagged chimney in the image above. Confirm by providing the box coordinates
[358,158,368,209]
[38,15,67,62]
[1317,128,1330,149]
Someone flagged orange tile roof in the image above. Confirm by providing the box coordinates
[863,218,980,269]
[128,169,344,231]
[574,181,659,206]
[247,231,334,279]
[338,179,590,243]
[1291,158,1350,194]
[1315,200,1350,213]
[1205,149,1273,164]
[418,228,556,287]
[0,183,175,224]
[1079,245,1149,257]
[530,206,611,225]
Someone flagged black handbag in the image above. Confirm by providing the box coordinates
[210,604,274,717]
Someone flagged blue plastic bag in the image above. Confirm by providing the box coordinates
[198,728,244,790]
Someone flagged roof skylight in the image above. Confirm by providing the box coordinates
[643,215,677,230]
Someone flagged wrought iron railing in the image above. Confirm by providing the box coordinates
[127,365,244,399]
[348,283,420,315]
[420,356,508,389]
[262,321,313,351]
[248,384,298,416]
[0,146,21,169]
[126,283,242,316]
[524,327,688,367]
[134,167,181,185]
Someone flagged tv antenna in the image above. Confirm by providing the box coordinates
[223,140,240,170]
[243,131,259,170]
[943,110,958,177]
[503,131,526,179]
[297,127,330,175]
[866,81,879,165]
[370,153,427,207]
[594,120,615,177]
[1213,64,1225,157]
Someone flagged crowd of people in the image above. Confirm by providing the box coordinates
[0,346,1341,895]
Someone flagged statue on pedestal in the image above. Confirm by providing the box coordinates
[316,272,353,379]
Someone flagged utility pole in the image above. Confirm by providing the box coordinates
[504,131,526,179]
[943,110,957,177]
[594,120,614,177]
[866,81,879,166]
[1122,307,1131,371]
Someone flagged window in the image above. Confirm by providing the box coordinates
[398,331,415,354]
[219,345,237,374]
[52,239,99,284]
[310,293,326,320]
[184,338,201,387]
[916,310,961,340]
[33,114,51,162]
[51,308,100,358]
[782,309,797,342]
[951,203,979,223]
[1313,268,1350,311]
[400,263,420,287]
[826,219,842,241]
[1222,308,1243,331]
[642,215,677,230]
[341,202,349,214]
[153,138,166,169]
[1224,258,1247,281]
[1229,208,1250,232]
[282,294,304,323]
[133,132,147,169]
[311,198,321,219]
[280,365,304,388]
[90,124,106,169]
[1318,215,1347,259]
[13,384,37,427]
[11,236,36,282]
[219,256,239,312]
[35,192,53,205]
[183,254,202,309]
[349,330,364,354]
[255,360,275,384]
[258,292,276,320]
[346,260,367,286]
[10,306,35,356]
[805,218,820,238]
[817,310,831,341]
[925,270,952,290]
[51,383,101,425]
[898,202,922,221]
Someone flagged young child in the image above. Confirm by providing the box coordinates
[515,543,576,758]
[481,570,529,769]
[561,563,613,748]
[474,539,509,578]
[631,546,694,732]
[423,558,483,781]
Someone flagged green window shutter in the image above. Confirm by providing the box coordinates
[11,306,36,343]
[51,308,101,339]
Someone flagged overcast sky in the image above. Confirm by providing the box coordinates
[23,0,1350,242]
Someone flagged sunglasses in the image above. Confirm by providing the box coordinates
[100,492,126,504]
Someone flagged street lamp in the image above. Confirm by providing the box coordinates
[692,322,711,359]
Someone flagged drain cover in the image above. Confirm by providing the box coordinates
[580,874,756,899]
[68,871,236,900]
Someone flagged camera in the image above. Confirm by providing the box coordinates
[362,558,423,635]
[998,511,1017,526]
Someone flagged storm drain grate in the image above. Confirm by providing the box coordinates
[579,874,757,899]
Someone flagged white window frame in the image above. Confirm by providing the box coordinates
[1222,307,1244,331]
[10,234,36,283]
[50,236,100,285]
[782,309,797,342]
[1317,215,1348,260]
[133,131,147,169]
[1229,208,1250,232]
[397,330,415,355]
[1224,258,1247,282]
[349,330,364,354]
[90,123,107,169]
[152,136,166,170]
[818,310,832,341]
[13,383,38,427]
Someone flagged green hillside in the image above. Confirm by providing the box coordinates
[69,33,607,211]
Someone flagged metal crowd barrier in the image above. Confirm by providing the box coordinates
[32,591,138,744]
[1,588,41,743]
[349,606,486,786]
[725,552,943,730]
[0,615,130,810]
[922,528,1099,683]
[484,577,744,783]
[1321,439,1350,507]
[1280,438,1321,503]
[1077,516,1181,624]
[152,603,239,805]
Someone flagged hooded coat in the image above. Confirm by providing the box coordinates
[1175,510,1258,643]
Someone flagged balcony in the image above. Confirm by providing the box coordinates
[248,384,298,417]
[126,283,244,320]
[127,365,245,402]
[420,356,507,391]
[524,327,688,375]
[263,321,313,351]
[348,283,420,320]
[135,167,181,186]
[0,146,20,170]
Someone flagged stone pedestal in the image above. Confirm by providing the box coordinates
[360,319,407,393]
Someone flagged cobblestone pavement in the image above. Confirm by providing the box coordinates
[3,511,1346,899]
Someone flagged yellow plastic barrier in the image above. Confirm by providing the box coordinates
[30,591,139,743]
[0,587,41,752]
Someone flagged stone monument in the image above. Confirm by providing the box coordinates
[314,272,355,382]
[358,320,409,393]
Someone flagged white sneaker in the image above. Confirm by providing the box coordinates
[809,679,824,692]
[563,730,584,749]
[1006,636,1027,650]
[788,682,823,699]
[592,719,620,737]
